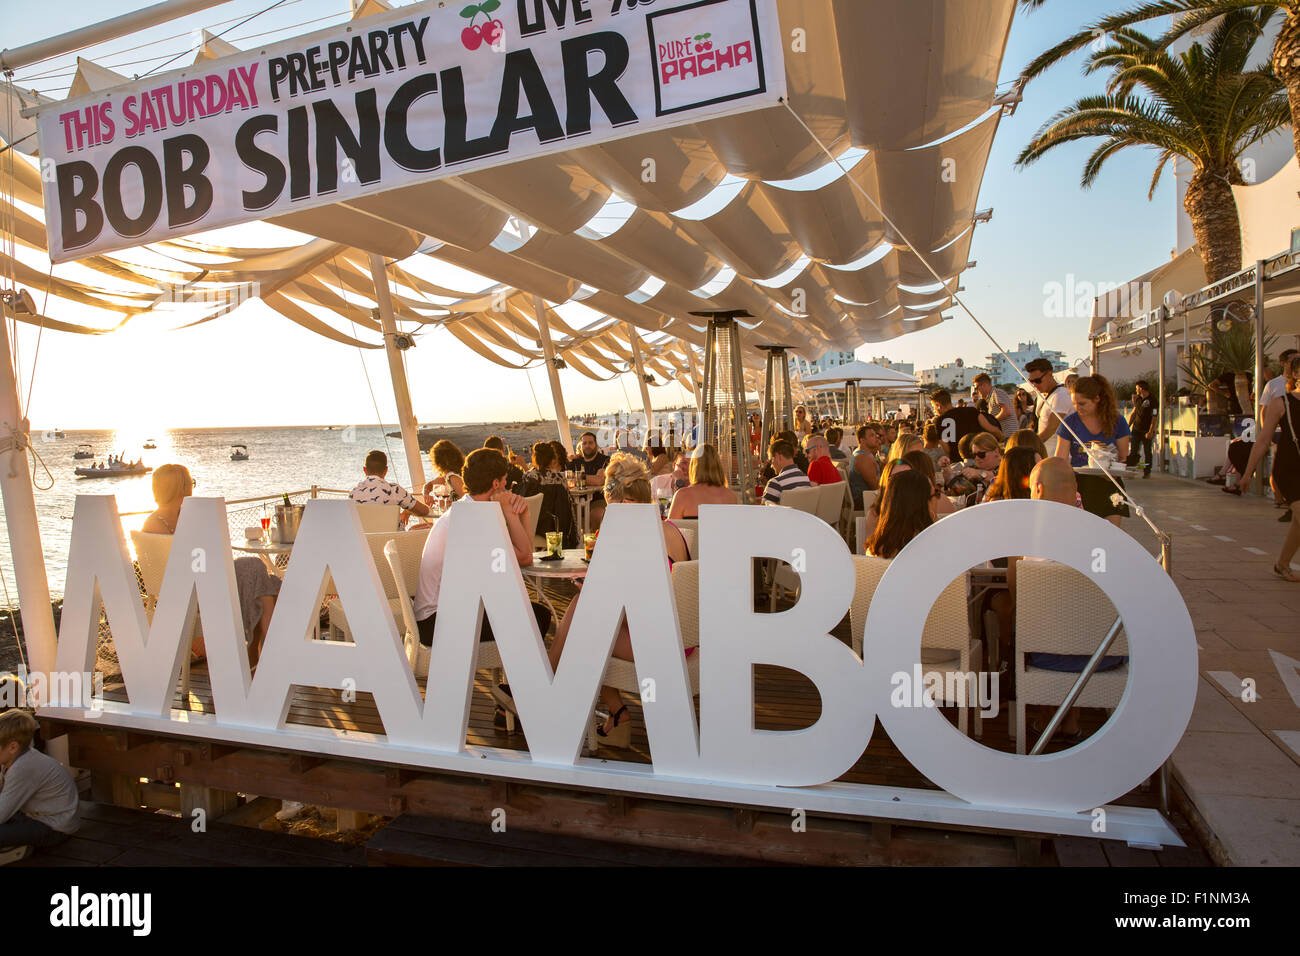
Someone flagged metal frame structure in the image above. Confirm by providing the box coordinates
[695,311,758,503]
[757,345,795,454]
[1092,245,1300,471]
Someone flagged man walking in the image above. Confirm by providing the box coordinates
[1127,380,1157,478]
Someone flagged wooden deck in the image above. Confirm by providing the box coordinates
[70,647,1212,866]
[11,802,364,868]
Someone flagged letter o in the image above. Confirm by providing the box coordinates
[863,500,1196,812]
[102,146,163,238]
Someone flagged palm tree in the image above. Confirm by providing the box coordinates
[1016,11,1291,283]
[1018,1,1300,161]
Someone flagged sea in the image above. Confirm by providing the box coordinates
[0,421,571,602]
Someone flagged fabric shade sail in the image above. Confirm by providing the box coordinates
[0,0,1017,379]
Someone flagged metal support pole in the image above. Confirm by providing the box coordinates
[726,321,757,502]
[0,305,56,702]
[627,323,656,447]
[1255,260,1266,420]
[534,297,573,453]
[702,323,717,447]
[368,253,425,493]
[1253,260,1266,496]
[1156,306,1167,475]
[1,0,234,72]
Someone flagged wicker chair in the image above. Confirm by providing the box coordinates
[356,503,401,534]
[383,538,511,729]
[327,528,429,642]
[1013,560,1129,754]
[129,530,199,706]
[849,555,984,736]
[588,560,701,752]
[769,486,830,608]
[523,493,544,540]
[670,518,699,558]
[814,480,847,531]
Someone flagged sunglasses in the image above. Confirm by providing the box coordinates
[1028,376,1044,385]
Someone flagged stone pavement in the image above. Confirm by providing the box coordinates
[1119,472,1300,866]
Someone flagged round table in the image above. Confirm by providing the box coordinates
[520,548,590,626]
[232,537,292,572]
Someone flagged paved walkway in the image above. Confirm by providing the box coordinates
[1119,472,1300,866]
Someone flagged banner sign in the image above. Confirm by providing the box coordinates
[36,0,786,262]
[40,496,1196,845]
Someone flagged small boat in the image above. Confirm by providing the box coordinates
[52,428,65,438]
[75,462,151,479]
[230,443,250,461]
[143,439,157,449]
[72,444,94,460]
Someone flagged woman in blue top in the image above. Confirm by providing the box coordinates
[1054,375,1131,525]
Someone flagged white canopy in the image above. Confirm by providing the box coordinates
[0,0,1017,376]
[796,360,919,388]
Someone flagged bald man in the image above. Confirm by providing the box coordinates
[1029,457,1078,506]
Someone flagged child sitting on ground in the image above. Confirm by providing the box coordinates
[0,710,79,863]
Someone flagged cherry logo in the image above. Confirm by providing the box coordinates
[459,0,504,52]
[693,33,713,54]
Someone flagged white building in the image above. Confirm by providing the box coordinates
[789,349,856,378]
[986,342,1065,385]
[918,359,987,392]
[870,355,915,376]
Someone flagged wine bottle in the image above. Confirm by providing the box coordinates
[282,493,291,508]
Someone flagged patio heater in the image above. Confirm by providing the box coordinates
[843,379,866,424]
[692,310,758,502]
[757,345,796,452]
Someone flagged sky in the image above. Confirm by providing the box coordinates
[2,0,1185,429]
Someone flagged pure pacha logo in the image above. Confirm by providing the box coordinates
[649,0,765,116]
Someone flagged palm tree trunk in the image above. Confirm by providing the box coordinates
[1183,168,1243,283]
[1183,168,1247,415]
[1272,8,1300,162]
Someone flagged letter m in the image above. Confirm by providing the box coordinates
[53,495,249,717]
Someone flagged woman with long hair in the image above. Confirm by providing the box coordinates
[888,432,924,463]
[1240,354,1300,581]
[522,441,578,543]
[1015,389,1036,430]
[793,404,812,440]
[549,439,569,472]
[902,449,956,519]
[862,457,911,543]
[984,446,1042,502]
[1005,428,1049,459]
[1054,374,1131,525]
[424,439,466,502]
[865,470,935,559]
[668,444,736,518]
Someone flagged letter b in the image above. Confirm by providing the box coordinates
[698,505,872,786]
[56,161,104,250]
